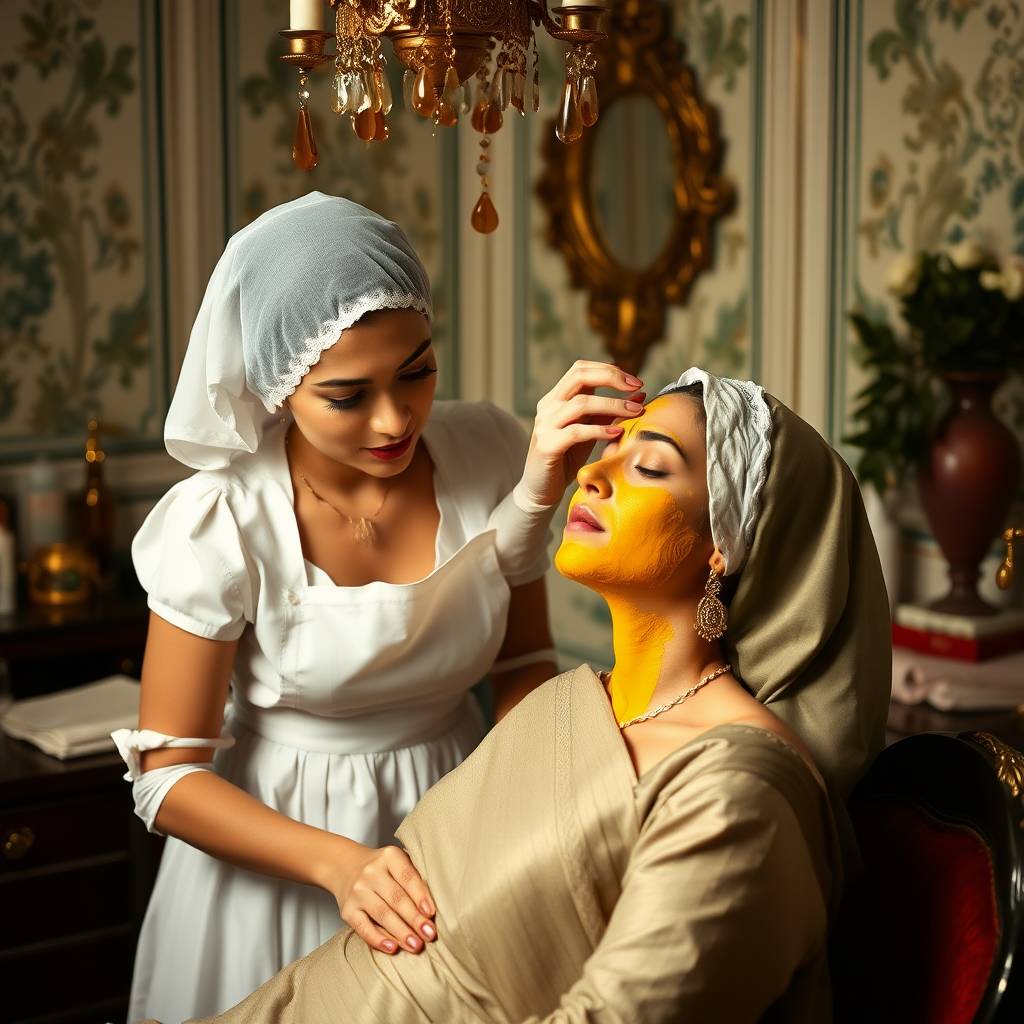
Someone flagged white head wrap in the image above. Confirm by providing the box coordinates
[164,192,431,470]
[658,367,772,576]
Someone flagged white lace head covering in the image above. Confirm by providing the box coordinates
[163,192,431,470]
[657,367,772,575]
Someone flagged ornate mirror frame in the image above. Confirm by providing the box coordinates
[536,0,733,373]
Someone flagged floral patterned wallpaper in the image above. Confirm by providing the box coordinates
[0,0,163,457]
[227,0,459,399]
[837,0,1024,451]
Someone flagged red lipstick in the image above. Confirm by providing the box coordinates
[366,435,413,461]
[566,504,604,532]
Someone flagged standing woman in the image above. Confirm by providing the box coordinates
[114,193,644,1023]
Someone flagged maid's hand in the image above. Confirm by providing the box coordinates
[522,361,644,509]
[332,844,437,955]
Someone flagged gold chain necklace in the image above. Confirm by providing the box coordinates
[286,430,390,547]
[609,663,732,730]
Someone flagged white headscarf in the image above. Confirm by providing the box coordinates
[658,367,772,576]
[164,192,432,471]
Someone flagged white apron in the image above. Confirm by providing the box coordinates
[128,403,531,1024]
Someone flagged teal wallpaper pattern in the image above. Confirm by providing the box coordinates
[225,0,460,400]
[834,0,1024,452]
[0,0,164,456]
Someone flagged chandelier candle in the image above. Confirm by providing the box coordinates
[290,0,323,31]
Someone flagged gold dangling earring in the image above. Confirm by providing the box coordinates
[694,567,728,641]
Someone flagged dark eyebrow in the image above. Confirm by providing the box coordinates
[310,339,433,388]
[635,430,685,458]
[397,338,432,370]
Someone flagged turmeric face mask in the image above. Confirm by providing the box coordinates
[554,396,710,722]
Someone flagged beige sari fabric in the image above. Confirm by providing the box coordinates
[173,666,841,1024]
[728,396,892,803]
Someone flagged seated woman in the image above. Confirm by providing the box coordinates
[152,368,890,1024]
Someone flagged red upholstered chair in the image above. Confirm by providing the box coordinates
[831,732,1024,1024]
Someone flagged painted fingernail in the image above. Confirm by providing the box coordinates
[625,401,643,413]
[421,922,436,939]
[382,940,396,952]
[625,375,643,388]
[420,900,434,915]
[407,936,422,950]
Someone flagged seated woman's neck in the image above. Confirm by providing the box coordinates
[603,590,723,725]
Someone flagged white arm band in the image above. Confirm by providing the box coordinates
[490,647,560,676]
[487,480,559,581]
[111,728,236,835]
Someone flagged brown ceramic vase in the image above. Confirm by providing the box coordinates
[917,372,1021,616]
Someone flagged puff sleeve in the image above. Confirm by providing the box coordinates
[132,474,256,641]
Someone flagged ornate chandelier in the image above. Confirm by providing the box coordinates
[281,0,608,232]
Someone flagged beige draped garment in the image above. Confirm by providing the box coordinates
[166,665,842,1024]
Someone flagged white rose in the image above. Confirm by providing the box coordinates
[885,252,920,296]
[948,239,985,269]
[979,269,1004,291]
[999,255,1024,301]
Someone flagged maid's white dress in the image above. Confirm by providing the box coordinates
[126,400,547,1024]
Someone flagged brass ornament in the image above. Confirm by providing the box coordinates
[536,0,733,374]
[964,731,1024,828]
[694,568,728,642]
[996,526,1023,590]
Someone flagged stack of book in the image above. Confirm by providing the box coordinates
[893,605,1024,662]
[891,605,1024,711]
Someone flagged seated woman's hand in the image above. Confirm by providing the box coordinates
[330,844,437,955]
[523,360,645,508]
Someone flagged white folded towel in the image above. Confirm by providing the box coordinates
[891,648,1024,712]
[0,676,140,759]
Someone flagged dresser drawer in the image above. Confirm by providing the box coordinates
[0,927,135,1023]
[0,790,129,874]
[0,854,131,950]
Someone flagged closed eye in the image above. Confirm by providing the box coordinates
[637,466,668,478]
[326,392,364,411]
[400,364,437,383]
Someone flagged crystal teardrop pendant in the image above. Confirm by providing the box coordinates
[353,107,376,142]
[471,192,499,234]
[293,107,318,170]
[378,69,393,115]
[555,80,582,144]
[497,69,511,110]
[373,111,389,141]
[532,68,540,112]
[510,72,526,115]
[347,72,368,115]
[579,75,599,127]
[471,99,488,133]
[437,66,459,126]
[331,73,349,114]
[403,68,415,110]
[412,66,436,117]
[457,85,470,115]
[483,101,503,134]
[367,70,382,113]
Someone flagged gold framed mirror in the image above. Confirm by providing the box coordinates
[537,0,733,373]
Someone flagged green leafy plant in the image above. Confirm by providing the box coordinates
[845,242,1024,496]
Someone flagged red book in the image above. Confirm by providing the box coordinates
[891,623,1024,663]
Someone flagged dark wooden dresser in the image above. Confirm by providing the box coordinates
[0,597,159,1024]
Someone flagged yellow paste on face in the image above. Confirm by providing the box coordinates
[556,436,701,723]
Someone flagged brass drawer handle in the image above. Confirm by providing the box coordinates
[3,826,35,860]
